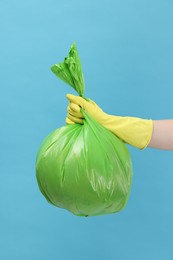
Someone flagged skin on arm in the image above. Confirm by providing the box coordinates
[148,120,173,150]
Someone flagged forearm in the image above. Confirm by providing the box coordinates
[148,120,173,150]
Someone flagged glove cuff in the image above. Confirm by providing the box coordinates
[99,115,154,149]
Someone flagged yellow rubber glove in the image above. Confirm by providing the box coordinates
[66,94,153,149]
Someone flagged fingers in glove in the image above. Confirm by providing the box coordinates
[66,117,75,124]
[69,103,80,113]
[67,105,84,119]
[66,94,87,108]
[67,113,83,124]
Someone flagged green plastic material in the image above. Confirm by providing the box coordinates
[36,44,133,216]
[51,43,85,97]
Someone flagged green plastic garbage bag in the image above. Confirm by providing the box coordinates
[36,44,133,217]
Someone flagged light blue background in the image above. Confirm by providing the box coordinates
[1,0,173,259]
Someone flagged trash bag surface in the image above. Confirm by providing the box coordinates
[36,44,133,216]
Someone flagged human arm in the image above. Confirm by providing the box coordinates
[148,120,173,150]
[66,94,173,151]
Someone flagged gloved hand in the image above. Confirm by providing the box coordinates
[66,94,153,149]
